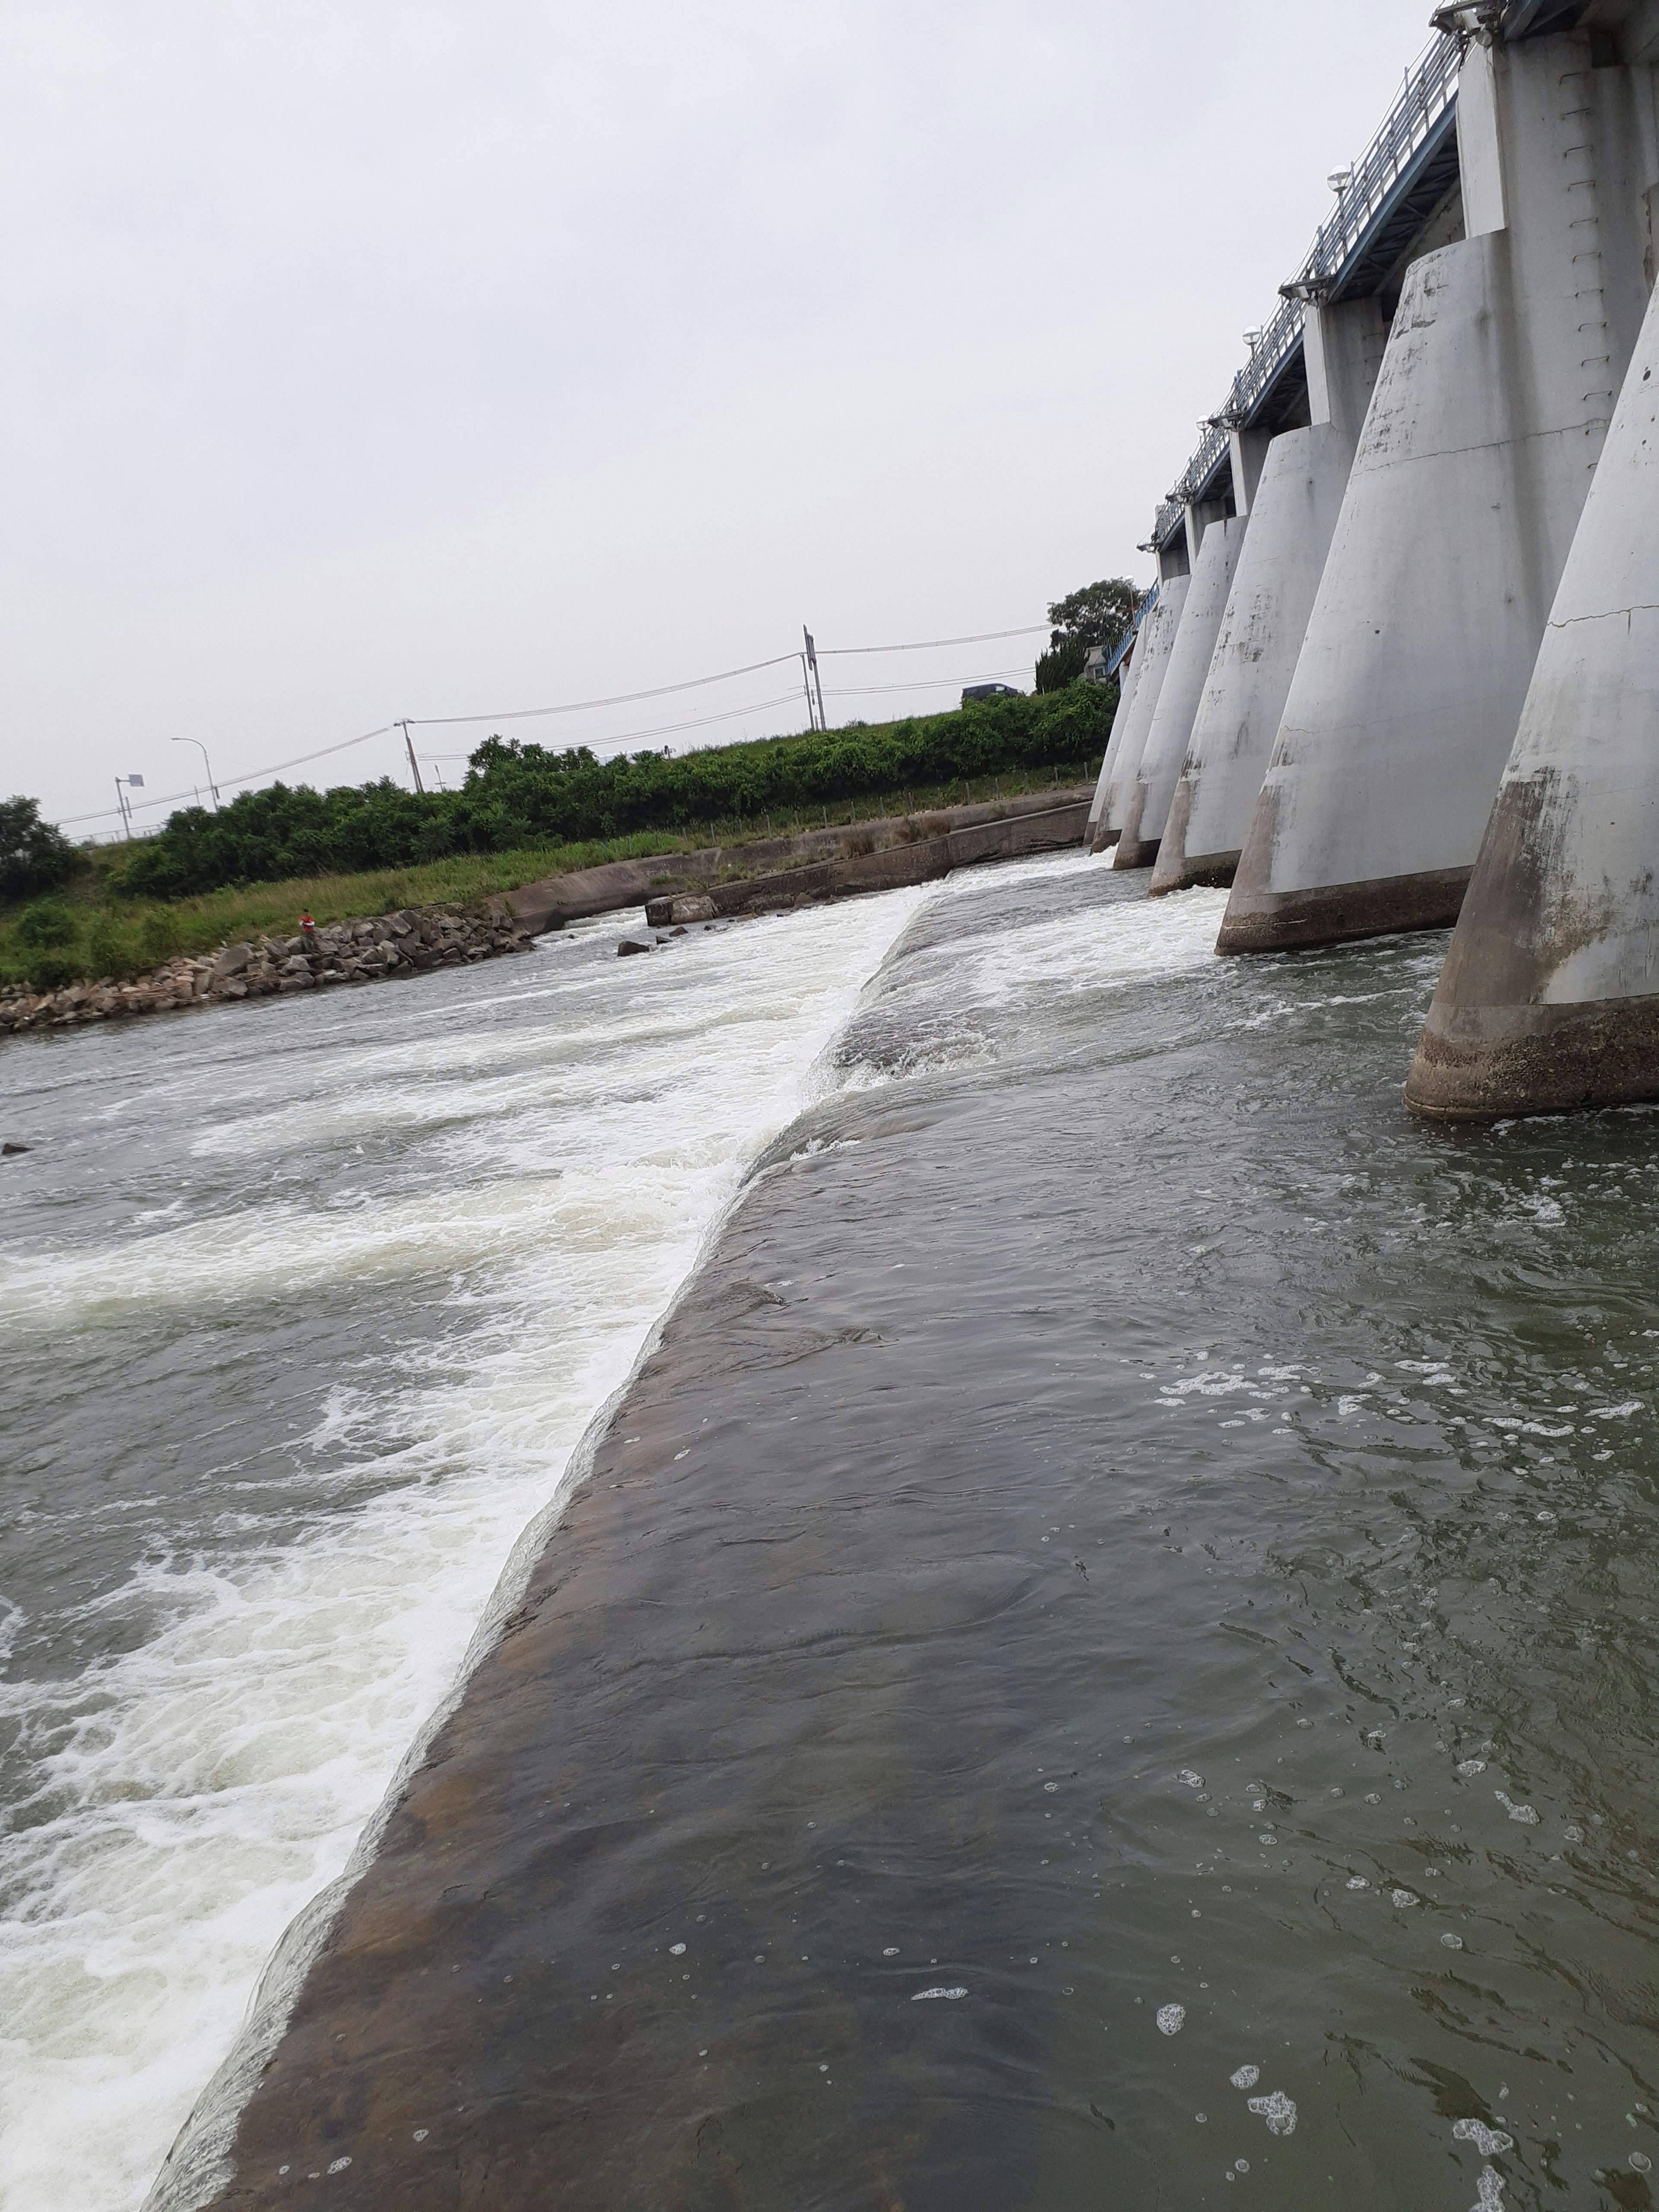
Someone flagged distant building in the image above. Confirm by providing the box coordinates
[960,681,1024,705]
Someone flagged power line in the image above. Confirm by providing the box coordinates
[402,629,1045,724]
[421,687,809,760]
[826,664,1031,699]
[420,668,1033,760]
[405,654,803,729]
[58,722,397,828]
[58,620,1045,829]
[817,624,1047,657]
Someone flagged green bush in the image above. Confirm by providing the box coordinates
[22,947,82,991]
[15,898,76,948]
[86,910,135,981]
[114,686,1119,900]
[137,908,184,966]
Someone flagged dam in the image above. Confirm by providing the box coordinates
[5,858,1625,2212]
[6,10,1659,2211]
[1091,0,1659,1121]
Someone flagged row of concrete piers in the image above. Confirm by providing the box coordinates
[1088,0,1659,1120]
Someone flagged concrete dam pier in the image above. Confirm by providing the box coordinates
[1406,269,1659,1117]
[1095,0,1659,1118]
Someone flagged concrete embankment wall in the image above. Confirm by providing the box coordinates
[511,788,1095,934]
[645,799,1091,923]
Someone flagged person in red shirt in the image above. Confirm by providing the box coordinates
[299,911,318,949]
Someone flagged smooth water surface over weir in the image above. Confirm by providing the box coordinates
[7,858,1659,2212]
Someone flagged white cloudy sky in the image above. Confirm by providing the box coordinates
[0,0,1431,833]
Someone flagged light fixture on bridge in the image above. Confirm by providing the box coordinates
[1280,276,1333,306]
[1327,168,1354,195]
[1243,328,1262,352]
[1430,3,1504,41]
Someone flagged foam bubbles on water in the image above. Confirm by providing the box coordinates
[1247,2090,1297,2136]
[1157,2005,1186,2036]
[1230,2066,1260,2090]
[1453,2120,1513,2156]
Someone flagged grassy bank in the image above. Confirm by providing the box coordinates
[1,763,1093,991]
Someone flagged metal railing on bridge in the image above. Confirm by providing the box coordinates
[1150,29,1461,550]
[1300,30,1461,293]
[1104,582,1160,681]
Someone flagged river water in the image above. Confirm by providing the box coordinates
[6,855,1659,2212]
[0,893,928,2212]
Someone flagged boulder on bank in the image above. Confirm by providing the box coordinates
[0,903,538,1040]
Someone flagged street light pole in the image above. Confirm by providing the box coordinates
[172,736,220,807]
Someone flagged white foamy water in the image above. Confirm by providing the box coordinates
[0,889,925,2212]
[939,853,1228,1007]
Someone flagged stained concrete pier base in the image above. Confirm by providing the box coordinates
[1115,514,1247,872]
[1406,280,1659,1120]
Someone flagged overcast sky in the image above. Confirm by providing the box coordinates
[1,0,1433,834]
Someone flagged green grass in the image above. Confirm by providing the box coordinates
[1,763,1094,992]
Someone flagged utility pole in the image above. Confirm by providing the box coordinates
[803,627,828,732]
[397,719,426,794]
[799,655,818,732]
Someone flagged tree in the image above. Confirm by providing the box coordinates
[1034,637,1090,694]
[1046,578,1143,653]
[0,795,75,902]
